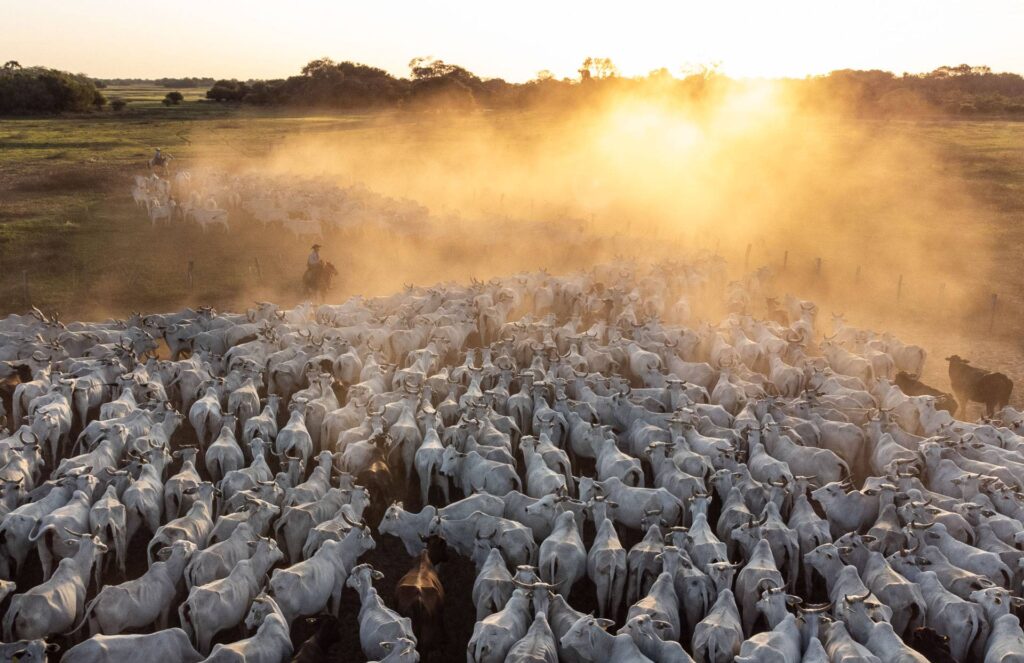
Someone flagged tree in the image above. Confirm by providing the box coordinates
[578,57,618,81]
[206,80,250,101]
[111,99,127,111]
[2,60,21,72]
[163,91,184,105]
[302,57,337,77]
[408,57,480,85]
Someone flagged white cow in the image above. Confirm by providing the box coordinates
[537,511,586,596]
[60,630,203,663]
[347,563,417,661]
[178,538,283,653]
[269,521,375,623]
[75,540,196,635]
[3,534,108,641]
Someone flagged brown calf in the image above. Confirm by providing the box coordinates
[394,536,448,658]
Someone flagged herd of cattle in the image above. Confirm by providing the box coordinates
[0,261,1022,662]
[131,169,429,238]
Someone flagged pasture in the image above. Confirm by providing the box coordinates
[1,101,1022,400]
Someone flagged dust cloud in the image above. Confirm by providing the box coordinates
[185,80,998,336]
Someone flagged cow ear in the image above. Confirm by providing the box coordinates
[46,643,61,653]
[380,642,393,651]
[652,620,672,631]
[372,570,385,580]
[595,618,615,630]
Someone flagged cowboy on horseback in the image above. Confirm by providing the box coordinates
[302,243,337,298]
[306,244,322,281]
[150,148,172,173]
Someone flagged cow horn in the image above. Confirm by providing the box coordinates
[340,511,365,530]
[800,602,833,613]
[845,590,871,604]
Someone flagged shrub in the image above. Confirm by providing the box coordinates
[111,99,127,111]
[163,91,185,105]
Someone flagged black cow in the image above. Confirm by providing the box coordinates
[290,613,341,663]
[894,372,957,414]
[907,627,957,663]
[946,355,1014,416]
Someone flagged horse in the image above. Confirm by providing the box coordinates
[149,152,172,175]
[303,261,338,300]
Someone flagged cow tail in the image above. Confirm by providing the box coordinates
[12,390,22,429]
[967,610,982,661]
[179,599,194,641]
[2,596,19,641]
[27,523,52,543]
[65,593,101,635]
[146,536,162,566]
[408,598,429,645]
[488,586,505,615]
[907,601,923,632]
[184,560,196,589]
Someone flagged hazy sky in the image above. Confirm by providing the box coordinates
[5,1,1024,81]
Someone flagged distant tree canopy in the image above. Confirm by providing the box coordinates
[97,77,216,88]
[197,58,1024,117]
[0,64,106,114]
[786,64,1024,116]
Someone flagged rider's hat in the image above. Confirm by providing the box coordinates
[312,244,322,249]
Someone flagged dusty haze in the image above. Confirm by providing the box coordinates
[185,81,998,328]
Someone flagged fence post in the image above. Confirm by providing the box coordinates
[253,257,262,285]
[21,270,29,307]
[896,274,903,302]
[186,261,195,292]
[782,250,788,272]
[744,244,752,271]
[855,265,861,283]
[990,293,999,332]
[814,257,821,276]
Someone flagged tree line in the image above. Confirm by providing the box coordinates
[5,57,1024,117]
[205,58,1024,117]
[95,77,216,88]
